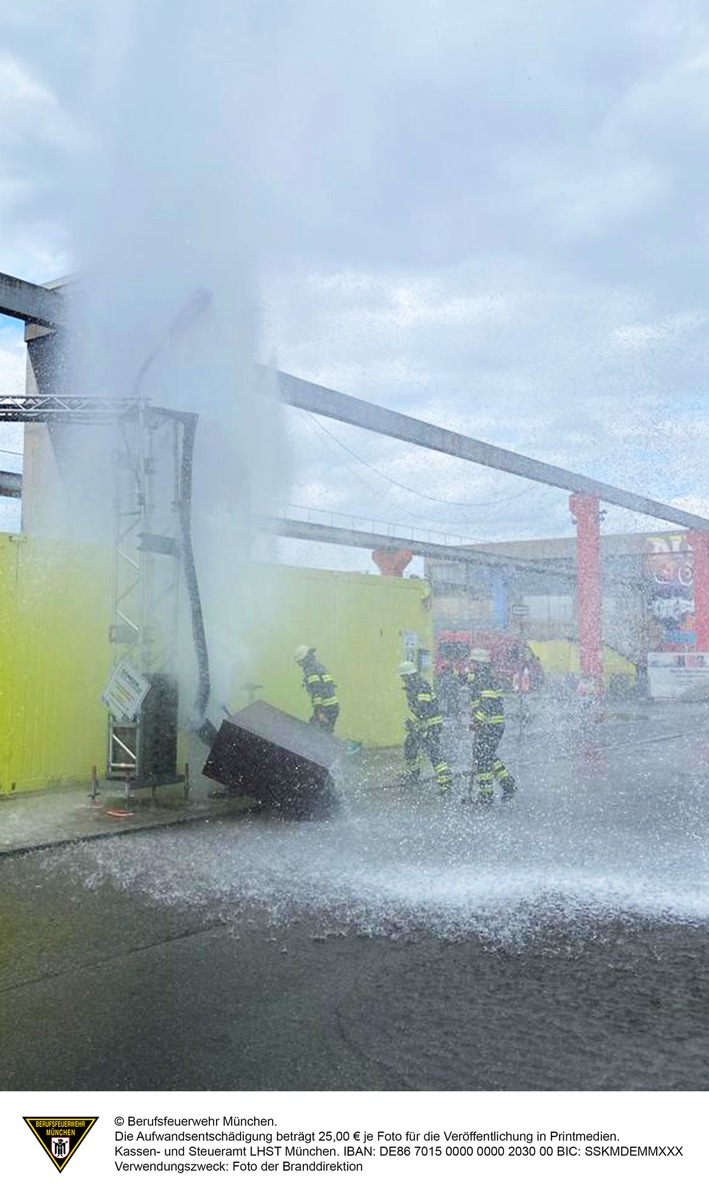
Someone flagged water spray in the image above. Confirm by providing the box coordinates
[131,288,212,396]
[130,287,214,733]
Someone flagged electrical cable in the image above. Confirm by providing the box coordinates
[301,409,540,510]
[298,412,436,527]
[295,408,541,545]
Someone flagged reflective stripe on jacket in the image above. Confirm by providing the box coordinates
[404,676,443,732]
[464,663,505,725]
[303,661,338,710]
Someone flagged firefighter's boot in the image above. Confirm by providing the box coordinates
[466,770,494,806]
[493,759,516,801]
[396,768,421,788]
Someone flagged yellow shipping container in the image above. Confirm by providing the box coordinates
[231,562,434,747]
[527,638,637,681]
[0,534,112,795]
[0,536,433,794]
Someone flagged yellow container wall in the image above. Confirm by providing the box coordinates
[528,638,637,679]
[0,536,433,794]
[230,563,434,747]
[0,535,113,795]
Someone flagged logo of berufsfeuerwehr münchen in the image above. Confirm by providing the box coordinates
[23,1117,98,1172]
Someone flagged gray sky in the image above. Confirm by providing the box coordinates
[2,0,709,564]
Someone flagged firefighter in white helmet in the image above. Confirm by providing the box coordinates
[294,646,339,731]
[462,648,516,805]
[397,660,452,792]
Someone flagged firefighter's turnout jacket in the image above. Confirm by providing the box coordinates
[403,675,445,735]
[301,654,340,730]
[463,662,506,728]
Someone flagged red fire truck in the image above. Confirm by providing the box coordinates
[435,629,544,690]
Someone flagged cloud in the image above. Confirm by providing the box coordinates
[0,36,79,280]
[614,309,707,348]
[2,0,709,553]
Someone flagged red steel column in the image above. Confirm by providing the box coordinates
[686,531,709,651]
[569,493,603,684]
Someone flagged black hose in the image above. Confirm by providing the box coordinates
[179,413,211,722]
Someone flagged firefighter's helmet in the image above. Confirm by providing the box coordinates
[398,661,417,676]
[469,647,491,663]
[294,645,313,663]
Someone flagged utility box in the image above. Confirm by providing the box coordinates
[140,674,179,778]
[203,701,340,818]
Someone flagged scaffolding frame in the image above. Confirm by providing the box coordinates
[0,393,197,793]
[107,401,189,787]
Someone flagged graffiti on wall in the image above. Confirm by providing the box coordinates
[644,534,695,649]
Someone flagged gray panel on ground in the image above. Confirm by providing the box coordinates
[202,701,340,815]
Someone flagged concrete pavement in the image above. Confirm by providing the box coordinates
[2,696,709,1091]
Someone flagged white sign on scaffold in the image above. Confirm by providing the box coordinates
[101,659,151,721]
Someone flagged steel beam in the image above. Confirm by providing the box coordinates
[0,273,64,327]
[0,394,197,424]
[0,469,21,498]
[569,493,603,682]
[259,515,577,580]
[273,369,709,531]
[1,272,704,532]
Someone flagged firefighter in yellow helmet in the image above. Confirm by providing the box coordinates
[294,645,340,731]
[398,660,452,792]
[463,648,516,805]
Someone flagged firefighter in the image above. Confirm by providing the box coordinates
[398,661,452,792]
[463,648,516,804]
[294,645,340,731]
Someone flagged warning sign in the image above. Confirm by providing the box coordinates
[101,659,151,721]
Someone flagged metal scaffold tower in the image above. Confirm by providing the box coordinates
[107,401,199,788]
[0,394,204,794]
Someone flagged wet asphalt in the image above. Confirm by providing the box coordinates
[2,697,709,1092]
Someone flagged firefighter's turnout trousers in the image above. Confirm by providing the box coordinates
[401,672,452,792]
[470,723,514,803]
[464,662,516,803]
[404,720,452,791]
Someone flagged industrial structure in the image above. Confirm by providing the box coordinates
[2,268,709,799]
[426,529,695,659]
[0,393,201,796]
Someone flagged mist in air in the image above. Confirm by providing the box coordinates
[6,1,709,948]
[64,1,294,704]
[40,694,709,949]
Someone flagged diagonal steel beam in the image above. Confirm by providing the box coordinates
[273,368,709,531]
[0,271,704,531]
[0,469,21,498]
